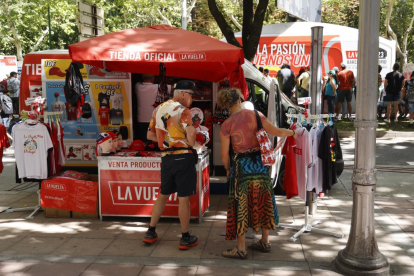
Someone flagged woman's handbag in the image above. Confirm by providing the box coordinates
[254,110,276,166]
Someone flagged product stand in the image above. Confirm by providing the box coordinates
[98,151,211,223]
[6,189,42,219]
[279,113,344,242]
[278,190,344,242]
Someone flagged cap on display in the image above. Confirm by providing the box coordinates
[107,132,118,140]
[175,80,200,95]
[96,133,111,145]
[129,140,145,151]
[49,67,66,77]
[89,67,106,76]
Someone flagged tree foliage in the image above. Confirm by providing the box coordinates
[322,0,414,66]
[0,0,413,67]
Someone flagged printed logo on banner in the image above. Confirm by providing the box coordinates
[45,182,67,191]
[108,181,178,206]
[179,53,207,61]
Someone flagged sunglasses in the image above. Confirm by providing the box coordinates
[184,91,195,98]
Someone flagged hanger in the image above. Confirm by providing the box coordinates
[328,114,334,126]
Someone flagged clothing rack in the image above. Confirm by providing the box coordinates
[279,112,344,242]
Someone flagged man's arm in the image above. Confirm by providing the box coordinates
[185,125,196,147]
[147,130,157,142]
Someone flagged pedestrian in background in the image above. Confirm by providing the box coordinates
[263,68,272,84]
[325,70,337,114]
[336,63,355,120]
[7,72,19,115]
[298,67,310,98]
[218,88,297,260]
[384,63,405,123]
[402,71,414,127]
[277,64,296,99]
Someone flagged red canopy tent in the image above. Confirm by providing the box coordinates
[68,25,247,95]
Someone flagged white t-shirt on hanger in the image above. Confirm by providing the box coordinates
[307,127,323,193]
[294,126,311,200]
[13,123,53,179]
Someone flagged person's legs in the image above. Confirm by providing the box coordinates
[237,233,246,252]
[12,97,19,115]
[149,194,170,227]
[262,228,269,244]
[345,90,353,118]
[300,88,309,98]
[393,101,399,121]
[386,102,392,121]
[328,96,335,114]
[178,196,190,233]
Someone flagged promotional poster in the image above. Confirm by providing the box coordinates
[41,59,132,163]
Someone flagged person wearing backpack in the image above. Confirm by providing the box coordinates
[0,92,13,127]
[7,72,20,115]
[402,71,414,127]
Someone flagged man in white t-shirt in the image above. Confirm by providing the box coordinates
[135,74,171,141]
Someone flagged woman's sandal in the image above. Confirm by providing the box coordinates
[222,247,248,259]
[248,239,271,253]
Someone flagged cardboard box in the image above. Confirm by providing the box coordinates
[71,174,99,219]
[44,207,71,218]
[43,174,99,219]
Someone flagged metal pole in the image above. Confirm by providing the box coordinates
[308,26,323,215]
[333,1,390,275]
[48,3,52,49]
[309,26,323,115]
[181,0,187,30]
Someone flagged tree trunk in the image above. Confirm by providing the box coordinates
[207,0,242,48]
[243,0,268,61]
[4,0,23,60]
[384,0,410,71]
[208,0,269,61]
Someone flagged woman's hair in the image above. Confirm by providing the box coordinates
[217,88,243,109]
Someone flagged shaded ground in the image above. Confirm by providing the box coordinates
[0,141,413,275]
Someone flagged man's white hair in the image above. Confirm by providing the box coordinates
[174,89,191,97]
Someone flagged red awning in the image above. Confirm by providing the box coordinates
[68,25,246,84]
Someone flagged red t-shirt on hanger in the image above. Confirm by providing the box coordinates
[282,135,298,199]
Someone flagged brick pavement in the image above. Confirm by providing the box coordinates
[0,148,414,275]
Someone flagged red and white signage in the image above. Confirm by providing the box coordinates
[98,155,210,220]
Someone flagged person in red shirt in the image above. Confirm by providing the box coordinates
[218,88,297,259]
[336,63,355,120]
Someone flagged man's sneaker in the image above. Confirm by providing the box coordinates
[179,234,198,250]
[143,230,158,244]
[394,118,398,123]
[384,119,390,123]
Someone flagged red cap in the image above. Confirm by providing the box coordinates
[49,67,66,77]
[90,67,106,76]
[129,140,145,151]
[107,132,118,140]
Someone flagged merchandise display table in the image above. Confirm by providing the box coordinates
[98,151,210,223]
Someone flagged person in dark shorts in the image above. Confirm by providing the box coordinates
[143,80,199,250]
[384,63,405,123]
[335,63,355,120]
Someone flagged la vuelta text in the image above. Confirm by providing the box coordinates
[107,161,161,169]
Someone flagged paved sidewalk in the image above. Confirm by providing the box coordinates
[0,146,414,275]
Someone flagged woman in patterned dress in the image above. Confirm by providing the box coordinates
[218,88,297,259]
